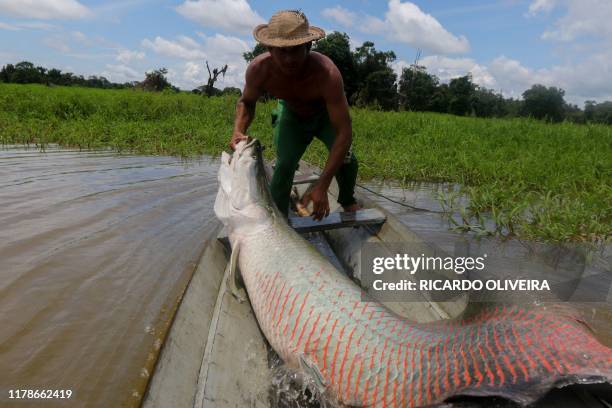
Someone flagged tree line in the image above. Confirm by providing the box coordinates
[3,32,612,125]
[0,61,189,92]
[245,32,611,125]
[0,61,135,89]
[0,60,240,95]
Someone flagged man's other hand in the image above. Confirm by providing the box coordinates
[229,132,251,150]
[300,184,330,221]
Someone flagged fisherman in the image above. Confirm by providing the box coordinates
[229,9,360,221]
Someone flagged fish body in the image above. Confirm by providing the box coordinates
[214,140,612,407]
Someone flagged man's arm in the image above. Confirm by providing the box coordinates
[303,66,353,220]
[230,61,264,150]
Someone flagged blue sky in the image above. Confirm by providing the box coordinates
[1,0,611,105]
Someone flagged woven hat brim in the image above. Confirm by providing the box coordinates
[253,25,325,47]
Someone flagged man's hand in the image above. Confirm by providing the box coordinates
[300,184,330,221]
[229,132,251,150]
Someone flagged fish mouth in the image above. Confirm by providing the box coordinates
[235,138,260,157]
[244,138,258,149]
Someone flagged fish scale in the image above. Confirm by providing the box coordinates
[215,140,612,407]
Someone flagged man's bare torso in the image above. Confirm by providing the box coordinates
[250,51,337,118]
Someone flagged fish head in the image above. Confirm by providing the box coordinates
[214,139,277,234]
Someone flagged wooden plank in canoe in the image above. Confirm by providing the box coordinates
[193,253,270,408]
[292,174,319,185]
[289,208,386,233]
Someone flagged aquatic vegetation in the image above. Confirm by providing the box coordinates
[0,83,610,243]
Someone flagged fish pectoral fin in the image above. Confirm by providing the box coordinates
[299,354,327,390]
[228,243,247,303]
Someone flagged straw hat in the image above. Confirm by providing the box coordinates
[253,10,325,47]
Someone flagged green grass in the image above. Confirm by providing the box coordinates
[1,83,610,243]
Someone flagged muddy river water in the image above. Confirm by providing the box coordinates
[0,146,220,407]
[0,146,609,407]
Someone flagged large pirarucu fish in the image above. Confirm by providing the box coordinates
[214,139,612,407]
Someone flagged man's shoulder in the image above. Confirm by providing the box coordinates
[310,51,342,82]
[246,52,272,83]
[310,51,337,71]
[251,51,272,65]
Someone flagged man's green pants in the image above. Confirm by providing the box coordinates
[270,99,358,216]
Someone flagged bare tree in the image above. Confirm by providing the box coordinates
[201,61,228,96]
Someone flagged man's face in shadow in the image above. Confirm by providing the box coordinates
[268,43,311,76]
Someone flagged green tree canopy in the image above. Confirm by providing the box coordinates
[0,63,15,82]
[521,84,567,122]
[11,61,45,84]
[139,68,173,92]
[352,41,397,109]
[354,68,398,111]
[0,61,133,89]
[472,87,507,117]
[584,100,612,124]
[448,74,476,116]
[398,65,439,111]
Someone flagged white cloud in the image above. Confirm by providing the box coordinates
[176,33,250,90]
[422,56,497,88]
[0,21,59,30]
[116,49,145,63]
[539,0,612,42]
[177,59,246,90]
[140,32,250,90]
[321,6,357,27]
[382,0,469,54]
[0,21,19,30]
[387,0,612,107]
[526,0,558,16]
[392,56,497,89]
[183,61,203,84]
[15,21,60,30]
[42,35,71,53]
[142,36,207,60]
[539,52,612,102]
[65,52,114,60]
[175,0,265,36]
[391,52,612,104]
[488,56,545,95]
[0,0,92,19]
[71,30,88,43]
[326,1,469,55]
[520,0,612,103]
[199,34,250,89]
[40,30,102,54]
[361,15,387,34]
[100,64,140,82]
[197,32,250,61]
